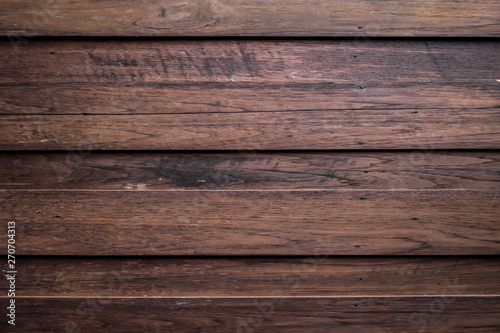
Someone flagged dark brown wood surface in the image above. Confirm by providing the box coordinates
[2,297,499,332]
[1,151,498,190]
[1,39,498,150]
[0,0,499,37]
[2,40,499,86]
[3,109,500,150]
[1,1,499,330]
[2,189,498,255]
[3,82,498,115]
[16,257,500,297]
[1,40,498,114]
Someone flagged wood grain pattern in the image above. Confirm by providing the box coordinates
[1,0,499,37]
[2,40,499,85]
[1,0,498,330]
[2,109,499,150]
[1,40,498,115]
[1,40,498,150]
[1,151,499,190]
[2,82,499,115]
[17,257,500,297]
[2,190,498,255]
[2,297,499,332]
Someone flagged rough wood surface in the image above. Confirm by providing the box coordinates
[0,0,499,37]
[17,257,500,297]
[1,1,499,330]
[3,110,499,150]
[2,190,498,255]
[2,40,499,85]
[2,297,499,332]
[1,40,498,114]
[2,82,498,115]
[1,40,498,150]
[1,151,499,190]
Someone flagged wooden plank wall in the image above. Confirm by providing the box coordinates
[0,0,499,331]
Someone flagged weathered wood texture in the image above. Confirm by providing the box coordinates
[1,40,498,114]
[16,257,500,297]
[3,82,498,115]
[2,108,499,150]
[1,297,499,332]
[3,110,500,150]
[1,0,499,330]
[0,0,499,37]
[1,151,499,190]
[2,190,498,255]
[1,40,498,150]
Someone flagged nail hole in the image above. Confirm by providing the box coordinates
[358,142,365,145]
[359,277,364,280]
[410,218,419,221]
[354,245,361,248]
[359,197,366,200]
[358,26,363,29]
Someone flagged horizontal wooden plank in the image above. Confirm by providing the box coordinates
[1,40,497,150]
[2,82,499,116]
[2,190,498,255]
[0,40,498,115]
[1,40,498,150]
[2,109,499,150]
[0,0,499,36]
[17,257,500,297]
[2,40,499,85]
[3,297,499,332]
[1,151,499,190]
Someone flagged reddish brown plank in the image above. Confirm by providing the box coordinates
[1,190,498,255]
[2,297,499,332]
[0,151,499,190]
[16,257,500,297]
[2,109,499,150]
[0,39,499,118]
[0,40,498,116]
[0,0,499,36]
[1,40,498,150]
[1,82,498,115]
[1,40,498,85]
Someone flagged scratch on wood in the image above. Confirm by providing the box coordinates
[424,41,448,81]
